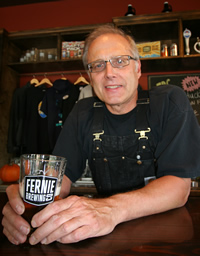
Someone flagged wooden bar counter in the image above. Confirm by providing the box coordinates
[1,184,200,255]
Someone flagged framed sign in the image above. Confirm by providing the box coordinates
[148,73,200,124]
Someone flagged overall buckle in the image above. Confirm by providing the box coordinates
[134,128,151,140]
[93,130,104,141]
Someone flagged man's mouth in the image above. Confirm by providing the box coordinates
[105,85,121,89]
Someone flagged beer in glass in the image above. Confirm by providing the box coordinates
[19,154,67,228]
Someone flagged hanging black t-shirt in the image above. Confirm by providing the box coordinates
[53,85,200,183]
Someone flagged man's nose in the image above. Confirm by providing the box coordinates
[104,61,116,76]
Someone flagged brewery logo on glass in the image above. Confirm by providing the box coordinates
[24,175,58,206]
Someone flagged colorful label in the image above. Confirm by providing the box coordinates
[24,176,57,206]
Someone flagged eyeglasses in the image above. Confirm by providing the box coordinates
[87,55,136,73]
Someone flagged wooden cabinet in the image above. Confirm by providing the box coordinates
[6,10,200,75]
[0,29,19,168]
[113,10,200,72]
[7,23,107,74]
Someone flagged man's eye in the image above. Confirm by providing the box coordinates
[94,62,104,69]
[117,58,123,64]
[113,57,125,65]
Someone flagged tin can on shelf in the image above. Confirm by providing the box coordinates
[161,44,168,57]
[170,43,178,56]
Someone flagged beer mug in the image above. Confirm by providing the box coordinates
[19,154,67,227]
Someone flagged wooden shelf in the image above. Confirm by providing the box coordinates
[8,55,200,74]
[8,59,85,73]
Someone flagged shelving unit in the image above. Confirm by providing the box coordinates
[112,10,200,72]
[7,23,108,74]
[5,10,200,75]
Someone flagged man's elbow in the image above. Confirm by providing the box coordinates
[178,178,191,208]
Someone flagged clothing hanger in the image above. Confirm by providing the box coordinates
[74,73,89,85]
[35,74,53,87]
[30,75,39,86]
[61,73,67,80]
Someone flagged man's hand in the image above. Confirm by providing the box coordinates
[29,195,117,245]
[2,175,71,245]
[2,184,31,244]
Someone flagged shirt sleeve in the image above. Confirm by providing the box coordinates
[149,85,200,179]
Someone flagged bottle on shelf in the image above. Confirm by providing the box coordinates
[125,4,136,16]
[162,1,172,13]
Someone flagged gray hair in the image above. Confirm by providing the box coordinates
[82,24,140,71]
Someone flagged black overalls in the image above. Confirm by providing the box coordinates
[90,91,156,196]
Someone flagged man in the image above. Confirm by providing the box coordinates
[2,24,200,245]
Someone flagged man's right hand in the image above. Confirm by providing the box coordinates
[2,184,31,244]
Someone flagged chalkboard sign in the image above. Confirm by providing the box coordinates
[148,73,200,124]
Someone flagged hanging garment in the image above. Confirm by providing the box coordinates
[7,82,32,155]
[78,84,94,100]
[24,84,50,154]
[41,79,78,151]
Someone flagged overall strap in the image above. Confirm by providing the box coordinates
[92,101,104,154]
[134,90,155,164]
[135,90,150,131]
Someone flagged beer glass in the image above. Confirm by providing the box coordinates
[19,154,67,228]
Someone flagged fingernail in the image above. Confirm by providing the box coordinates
[16,204,24,215]
[29,235,37,245]
[11,238,19,245]
[41,237,47,244]
[20,225,30,235]
[31,219,36,228]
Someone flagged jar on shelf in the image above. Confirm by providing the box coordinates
[39,49,46,61]
[30,48,38,62]
[26,50,31,62]
[47,49,53,61]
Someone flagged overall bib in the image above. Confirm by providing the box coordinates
[90,91,156,196]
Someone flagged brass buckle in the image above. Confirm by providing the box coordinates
[134,128,151,140]
[93,102,103,107]
[93,130,104,141]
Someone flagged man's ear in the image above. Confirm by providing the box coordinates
[137,60,141,79]
[88,72,93,87]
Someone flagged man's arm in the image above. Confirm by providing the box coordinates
[60,175,72,198]
[110,175,191,223]
[28,175,191,245]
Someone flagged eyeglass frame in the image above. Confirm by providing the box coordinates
[87,55,137,73]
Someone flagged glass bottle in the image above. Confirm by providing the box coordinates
[162,2,172,13]
[30,48,38,62]
[125,4,136,16]
[26,50,31,62]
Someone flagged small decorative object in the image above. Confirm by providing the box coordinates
[194,37,200,54]
[162,1,172,13]
[183,28,192,55]
[125,4,136,16]
[0,163,20,182]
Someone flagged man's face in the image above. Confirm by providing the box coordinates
[87,33,141,114]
